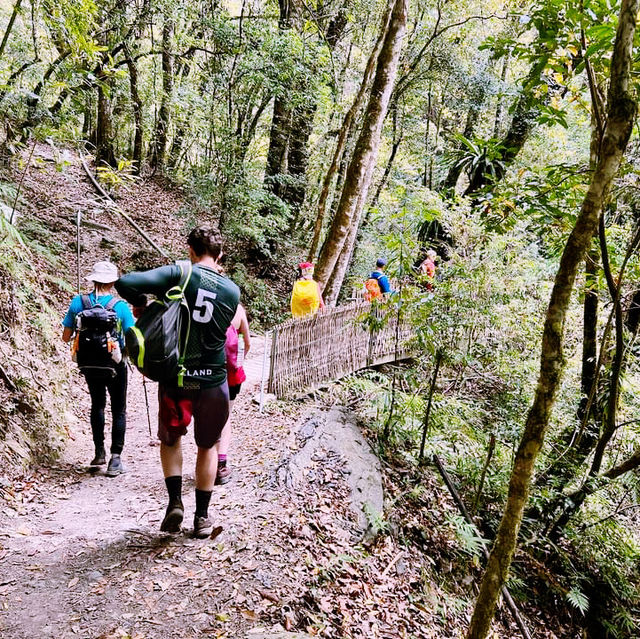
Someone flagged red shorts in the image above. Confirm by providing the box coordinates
[158,383,229,449]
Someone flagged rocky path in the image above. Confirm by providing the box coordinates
[0,329,400,639]
[0,339,319,639]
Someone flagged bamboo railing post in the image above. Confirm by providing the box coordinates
[267,327,278,395]
[259,330,270,413]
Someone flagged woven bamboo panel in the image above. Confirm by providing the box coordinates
[268,301,414,398]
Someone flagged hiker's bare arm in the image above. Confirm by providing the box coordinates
[232,304,251,353]
[239,307,251,354]
[115,265,182,307]
[62,327,73,342]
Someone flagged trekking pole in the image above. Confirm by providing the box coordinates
[76,209,81,293]
[142,374,153,437]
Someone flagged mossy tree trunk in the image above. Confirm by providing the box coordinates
[466,1,639,636]
[149,17,173,171]
[315,0,407,299]
[0,0,23,64]
[124,47,143,174]
[307,3,393,260]
[464,58,546,196]
[95,81,116,167]
[264,1,347,222]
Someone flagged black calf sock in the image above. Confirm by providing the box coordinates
[165,476,182,505]
[195,489,212,518]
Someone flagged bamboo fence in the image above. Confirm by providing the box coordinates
[267,301,414,398]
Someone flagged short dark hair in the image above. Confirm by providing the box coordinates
[187,227,222,259]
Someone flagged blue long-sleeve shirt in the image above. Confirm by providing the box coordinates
[370,270,391,294]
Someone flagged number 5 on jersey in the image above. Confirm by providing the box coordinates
[193,288,217,323]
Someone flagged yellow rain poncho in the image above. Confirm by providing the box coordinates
[291,279,321,319]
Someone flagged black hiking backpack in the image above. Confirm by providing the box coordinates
[125,260,193,386]
[74,295,122,379]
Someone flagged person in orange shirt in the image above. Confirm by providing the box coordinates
[419,249,437,291]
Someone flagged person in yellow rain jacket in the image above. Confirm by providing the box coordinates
[291,262,325,319]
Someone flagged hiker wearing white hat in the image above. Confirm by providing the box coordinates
[61,260,135,476]
[85,260,119,283]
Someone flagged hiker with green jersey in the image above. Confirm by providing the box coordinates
[61,261,135,476]
[116,227,240,538]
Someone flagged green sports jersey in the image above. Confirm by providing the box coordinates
[116,262,240,389]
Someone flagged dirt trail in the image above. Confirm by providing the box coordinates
[0,340,337,638]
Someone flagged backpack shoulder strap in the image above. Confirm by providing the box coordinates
[176,259,193,292]
[175,260,193,389]
[81,294,93,310]
[104,296,120,311]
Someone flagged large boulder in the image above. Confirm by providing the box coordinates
[279,407,384,536]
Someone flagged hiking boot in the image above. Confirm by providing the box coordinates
[193,516,214,539]
[106,454,124,477]
[215,465,232,485]
[160,501,184,533]
[90,448,106,466]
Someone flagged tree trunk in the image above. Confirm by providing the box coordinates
[322,188,367,301]
[442,71,488,192]
[493,52,510,138]
[284,102,317,224]
[581,248,599,405]
[466,1,638,636]
[547,217,640,536]
[264,1,348,223]
[315,0,407,297]
[82,92,92,142]
[95,82,116,167]
[0,0,23,63]
[546,114,603,484]
[308,3,393,261]
[262,0,300,209]
[168,42,201,170]
[238,92,272,165]
[263,95,291,200]
[124,48,143,174]
[149,18,173,171]
[327,107,404,299]
[464,57,547,196]
[580,109,603,414]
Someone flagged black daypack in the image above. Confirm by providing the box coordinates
[125,260,192,386]
[74,295,122,379]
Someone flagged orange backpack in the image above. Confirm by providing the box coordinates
[364,278,382,302]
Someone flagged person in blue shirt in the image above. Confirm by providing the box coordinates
[62,261,135,476]
[370,257,392,294]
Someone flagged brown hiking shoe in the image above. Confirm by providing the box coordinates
[215,465,231,485]
[193,516,214,539]
[160,501,184,533]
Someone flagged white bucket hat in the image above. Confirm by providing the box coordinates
[85,260,118,284]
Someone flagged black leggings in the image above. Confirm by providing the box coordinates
[85,363,127,454]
